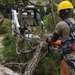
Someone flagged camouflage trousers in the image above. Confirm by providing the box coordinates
[66,51,75,75]
[69,68,75,75]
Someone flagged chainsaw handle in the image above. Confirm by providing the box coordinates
[50,40,62,49]
[48,42,51,53]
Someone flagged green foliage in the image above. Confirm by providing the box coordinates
[36,0,46,19]
[46,1,58,15]
[40,7,46,19]
[0,19,11,34]
[36,0,43,4]
[43,12,61,33]
[1,34,34,62]
[72,0,75,7]
[43,13,52,33]
[0,35,35,75]
[1,35,16,61]
[39,8,46,20]
[52,1,58,12]
[0,0,15,18]
[34,53,61,75]
[1,33,61,75]
[0,0,64,74]
[46,6,51,15]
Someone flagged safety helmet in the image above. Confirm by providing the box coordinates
[58,1,73,12]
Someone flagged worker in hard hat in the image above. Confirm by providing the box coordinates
[46,1,75,75]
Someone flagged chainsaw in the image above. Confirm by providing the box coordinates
[26,33,62,53]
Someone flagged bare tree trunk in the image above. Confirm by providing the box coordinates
[18,7,22,26]
[23,42,45,75]
[50,0,56,29]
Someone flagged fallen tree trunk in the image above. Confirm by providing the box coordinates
[23,42,46,75]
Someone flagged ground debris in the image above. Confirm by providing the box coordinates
[0,65,20,75]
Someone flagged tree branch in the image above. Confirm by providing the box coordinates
[23,42,46,75]
[4,62,28,66]
[16,45,39,54]
[49,0,56,28]
[28,0,50,7]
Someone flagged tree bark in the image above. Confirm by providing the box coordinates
[28,0,49,7]
[23,42,45,75]
[49,0,56,29]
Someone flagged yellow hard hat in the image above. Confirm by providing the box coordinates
[58,1,73,12]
